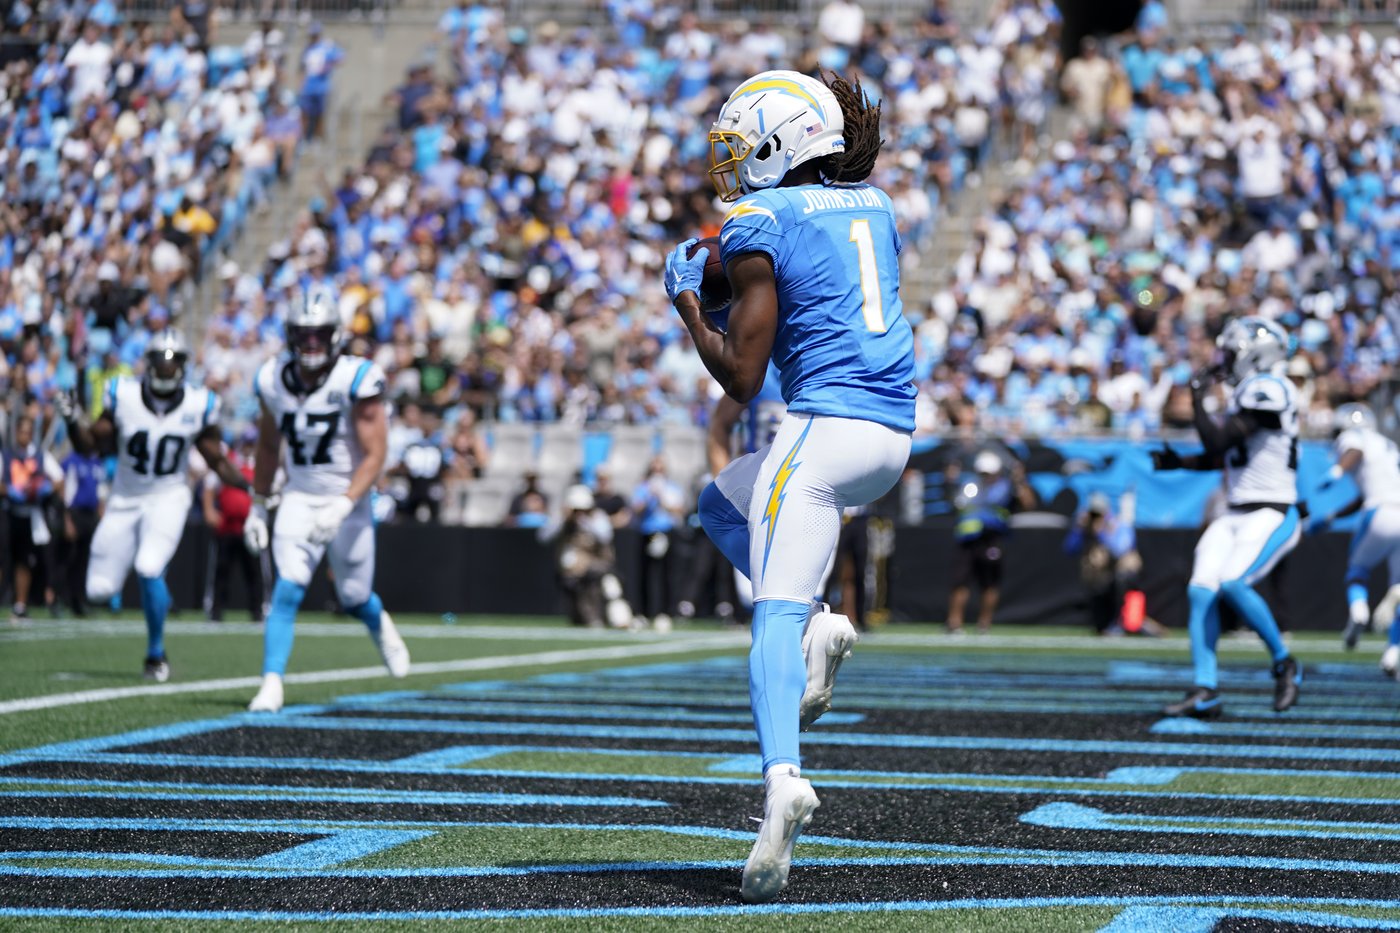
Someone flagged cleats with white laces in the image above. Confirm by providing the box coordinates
[142,655,171,683]
[248,673,284,712]
[799,607,857,730]
[1382,645,1400,680]
[372,611,410,678]
[740,768,819,904]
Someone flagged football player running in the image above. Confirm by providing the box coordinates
[665,70,915,903]
[60,330,251,682]
[1151,317,1303,718]
[1309,403,1400,666]
[243,287,409,712]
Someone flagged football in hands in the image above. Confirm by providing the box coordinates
[687,236,731,315]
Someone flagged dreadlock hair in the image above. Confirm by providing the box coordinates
[818,69,884,185]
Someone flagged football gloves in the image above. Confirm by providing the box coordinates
[244,498,270,554]
[308,494,355,545]
[664,237,707,305]
[1188,364,1221,395]
[1150,445,1184,471]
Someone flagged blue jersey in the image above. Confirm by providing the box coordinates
[742,362,787,453]
[719,183,916,432]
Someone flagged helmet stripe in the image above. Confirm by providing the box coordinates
[733,77,826,121]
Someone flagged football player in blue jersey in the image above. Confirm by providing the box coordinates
[664,70,916,903]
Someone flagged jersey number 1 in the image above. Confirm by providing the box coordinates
[849,219,887,334]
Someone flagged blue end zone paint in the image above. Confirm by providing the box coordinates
[6,654,1400,919]
[331,697,864,726]
[1153,718,1400,741]
[9,820,1400,879]
[1022,802,1400,842]
[6,896,1400,923]
[0,820,432,870]
[227,712,1400,764]
[1099,906,1400,932]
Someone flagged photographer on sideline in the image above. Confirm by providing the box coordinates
[553,484,632,629]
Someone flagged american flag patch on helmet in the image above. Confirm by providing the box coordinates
[804,122,822,136]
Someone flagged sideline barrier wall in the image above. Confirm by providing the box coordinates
[137,524,1371,632]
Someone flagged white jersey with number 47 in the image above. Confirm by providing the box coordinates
[1335,427,1400,510]
[1223,371,1299,507]
[106,376,219,501]
[255,354,387,496]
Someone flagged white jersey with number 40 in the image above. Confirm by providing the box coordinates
[1224,371,1299,507]
[1335,427,1400,510]
[106,376,219,501]
[255,354,386,496]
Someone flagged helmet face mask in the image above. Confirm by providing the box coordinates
[287,287,343,377]
[707,71,845,202]
[1216,316,1289,384]
[1333,402,1377,436]
[144,330,188,397]
[289,324,338,373]
[708,129,748,202]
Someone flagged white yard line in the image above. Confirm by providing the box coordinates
[0,619,687,644]
[0,636,745,716]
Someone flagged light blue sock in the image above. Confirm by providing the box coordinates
[138,576,170,660]
[1187,584,1221,690]
[1347,580,1370,609]
[263,579,306,676]
[698,481,751,579]
[749,598,809,771]
[1219,578,1290,663]
[347,592,384,634]
[1390,614,1400,648]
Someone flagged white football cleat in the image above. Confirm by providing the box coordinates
[1344,600,1370,650]
[799,607,858,730]
[1373,585,1400,632]
[1382,645,1400,680]
[372,611,411,678]
[248,674,284,713]
[741,768,819,904]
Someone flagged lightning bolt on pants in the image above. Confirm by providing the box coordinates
[742,414,911,769]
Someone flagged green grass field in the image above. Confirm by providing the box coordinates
[2,614,1399,931]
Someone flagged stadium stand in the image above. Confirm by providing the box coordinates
[205,0,1069,523]
[927,12,1400,439]
[0,0,317,424]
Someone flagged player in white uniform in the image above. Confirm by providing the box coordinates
[242,287,410,712]
[1308,403,1400,668]
[1151,317,1303,717]
[59,331,251,682]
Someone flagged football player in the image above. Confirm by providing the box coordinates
[60,330,251,681]
[242,287,409,712]
[1151,317,1303,718]
[1308,403,1400,665]
[665,70,915,902]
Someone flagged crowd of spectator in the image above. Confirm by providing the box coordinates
[917,8,1400,438]
[0,0,337,442]
[7,0,1400,541]
[198,0,1064,452]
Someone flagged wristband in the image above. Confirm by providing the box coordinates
[1326,465,1344,482]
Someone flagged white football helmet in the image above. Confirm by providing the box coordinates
[1216,316,1290,384]
[1334,402,1377,435]
[287,284,344,374]
[708,70,845,202]
[144,329,189,396]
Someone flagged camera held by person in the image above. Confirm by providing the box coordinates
[553,484,632,629]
